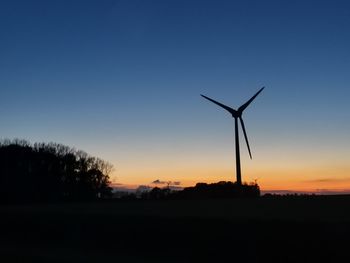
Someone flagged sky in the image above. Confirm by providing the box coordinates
[1,0,350,193]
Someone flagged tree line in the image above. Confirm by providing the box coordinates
[119,181,260,200]
[0,139,113,203]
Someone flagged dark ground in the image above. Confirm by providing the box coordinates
[1,195,350,262]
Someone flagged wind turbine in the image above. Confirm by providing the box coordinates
[201,87,264,186]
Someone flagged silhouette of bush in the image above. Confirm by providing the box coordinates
[173,181,260,199]
[0,139,113,203]
[141,181,260,200]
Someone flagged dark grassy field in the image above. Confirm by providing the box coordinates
[1,195,350,262]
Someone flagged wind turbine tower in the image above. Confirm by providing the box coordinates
[201,87,264,186]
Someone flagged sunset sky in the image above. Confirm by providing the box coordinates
[1,0,350,193]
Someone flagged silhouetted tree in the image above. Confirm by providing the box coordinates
[0,139,113,203]
[172,181,260,199]
[139,181,259,200]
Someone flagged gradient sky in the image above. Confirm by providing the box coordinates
[1,0,350,192]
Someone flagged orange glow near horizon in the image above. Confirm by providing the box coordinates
[110,161,350,193]
[107,134,350,194]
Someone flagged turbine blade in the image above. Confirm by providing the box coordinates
[238,87,265,113]
[239,117,252,159]
[200,94,235,114]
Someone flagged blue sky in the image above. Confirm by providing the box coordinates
[1,0,350,191]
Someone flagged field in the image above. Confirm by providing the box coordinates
[1,196,350,262]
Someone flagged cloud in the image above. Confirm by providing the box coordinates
[304,177,350,183]
[151,179,181,186]
[151,179,167,185]
[169,186,183,191]
[315,189,350,195]
[262,190,310,195]
[262,189,350,195]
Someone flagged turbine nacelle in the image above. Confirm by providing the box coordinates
[231,110,241,119]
